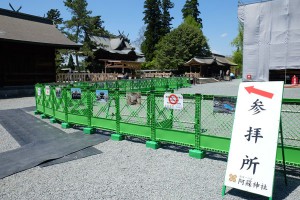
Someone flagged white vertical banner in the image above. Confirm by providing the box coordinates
[224,81,284,197]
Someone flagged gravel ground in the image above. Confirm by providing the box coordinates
[0,81,299,200]
[178,79,300,99]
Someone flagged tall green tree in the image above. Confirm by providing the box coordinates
[141,0,162,61]
[161,0,174,36]
[46,9,63,28]
[231,22,244,76]
[64,0,107,70]
[182,0,202,28]
[154,16,210,70]
[67,55,75,71]
[46,9,65,69]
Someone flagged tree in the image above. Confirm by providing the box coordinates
[154,16,210,70]
[46,9,65,70]
[161,0,174,36]
[182,0,202,28]
[64,0,107,70]
[231,22,244,76]
[46,9,63,28]
[141,0,162,61]
[67,55,75,71]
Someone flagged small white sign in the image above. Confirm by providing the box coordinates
[224,81,283,198]
[37,88,41,96]
[164,93,183,110]
[45,86,50,96]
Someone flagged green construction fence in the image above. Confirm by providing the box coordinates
[34,78,300,168]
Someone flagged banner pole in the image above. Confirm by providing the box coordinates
[279,117,288,186]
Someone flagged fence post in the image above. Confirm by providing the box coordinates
[146,90,160,149]
[34,84,39,115]
[50,86,57,123]
[111,88,124,141]
[189,93,205,159]
[40,85,47,119]
[62,87,70,129]
[146,91,151,126]
[83,87,95,134]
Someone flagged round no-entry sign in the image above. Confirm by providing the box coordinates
[168,94,179,105]
[164,93,183,110]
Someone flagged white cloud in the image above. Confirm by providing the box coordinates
[221,33,228,38]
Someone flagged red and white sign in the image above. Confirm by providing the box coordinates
[164,93,183,110]
[224,81,283,198]
[45,86,50,96]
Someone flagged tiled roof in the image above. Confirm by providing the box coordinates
[0,8,81,49]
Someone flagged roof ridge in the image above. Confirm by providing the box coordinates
[0,8,53,25]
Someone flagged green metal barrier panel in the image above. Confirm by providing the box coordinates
[34,79,300,167]
[35,84,43,113]
[91,88,116,131]
[53,86,66,122]
[118,91,151,138]
[65,87,89,126]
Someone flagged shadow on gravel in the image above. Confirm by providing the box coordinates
[160,143,190,153]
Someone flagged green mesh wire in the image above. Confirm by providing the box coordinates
[66,89,89,116]
[119,93,148,125]
[91,90,116,120]
[280,103,300,148]
[43,86,53,110]
[201,96,235,137]
[35,85,43,108]
[53,88,65,113]
[154,95,196,132]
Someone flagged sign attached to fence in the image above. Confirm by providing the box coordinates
[164,93,183,109]
[37,88,41,96]
[71,88,81,100]
[55,87,62,98]
[224,81,283,198]
[96,90,108,103]
[45,86,50,96]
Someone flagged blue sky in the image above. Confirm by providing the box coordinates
[0,0,239,56]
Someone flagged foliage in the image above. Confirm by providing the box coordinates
[46,9,63,28]
[154,17,210,70]
[67,55,75,70]
[63,0,108,70]
[161,0,174,36]
[141,59,158,70]
[141,0,162,61]
[182,0,202,28]
[231,22,244,75]
[46,9,65,70]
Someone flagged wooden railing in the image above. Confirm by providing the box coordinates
[56,72,201,83]
[141,72,171,78]
[185,72,200,78]
[56,73,120,82]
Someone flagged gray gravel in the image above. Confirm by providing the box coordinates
[178,79,300,99]
[0,81,299,200]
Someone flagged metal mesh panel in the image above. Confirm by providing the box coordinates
[44,87,53,110]
[35,86,43,108]
[53,88,65,113]
[67,89,89,116]
[119,93,148,125]
[91,90,116,120]
[201,96,235,137]
[154,95,196,133]
[281,103,300,148]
